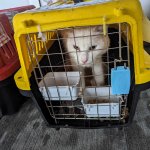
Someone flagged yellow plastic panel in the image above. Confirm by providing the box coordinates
[13,0,150,90]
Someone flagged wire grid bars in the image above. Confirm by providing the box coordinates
[26,23,131,124]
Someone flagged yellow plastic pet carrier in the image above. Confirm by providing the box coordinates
[13,0,150,128]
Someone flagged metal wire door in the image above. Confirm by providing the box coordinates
[26,23,131,124]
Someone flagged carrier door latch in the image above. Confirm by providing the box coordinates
[37,25,46,42]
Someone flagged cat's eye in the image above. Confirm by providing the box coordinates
[73,45,80,51]
[89,45,97,50]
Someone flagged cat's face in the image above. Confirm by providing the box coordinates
[61,26,110,67]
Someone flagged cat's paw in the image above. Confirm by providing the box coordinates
[94,76,105,87]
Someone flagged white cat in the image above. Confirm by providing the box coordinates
[60,26,110,88]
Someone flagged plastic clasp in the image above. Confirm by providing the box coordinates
[37,25,46,42]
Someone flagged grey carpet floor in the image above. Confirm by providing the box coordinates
[0,89,150,150]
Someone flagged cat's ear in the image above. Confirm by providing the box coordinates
[59,30,66,38]
[58,29,73,38]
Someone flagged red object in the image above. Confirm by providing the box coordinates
[0,5,35,27]
[0,14,20,81]
[0,5,35,13]
[0,5,35,81]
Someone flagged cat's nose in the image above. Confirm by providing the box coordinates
[81,55,88,64]
[82,59,88,64]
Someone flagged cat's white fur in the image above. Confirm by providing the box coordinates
[60,26,110,88]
